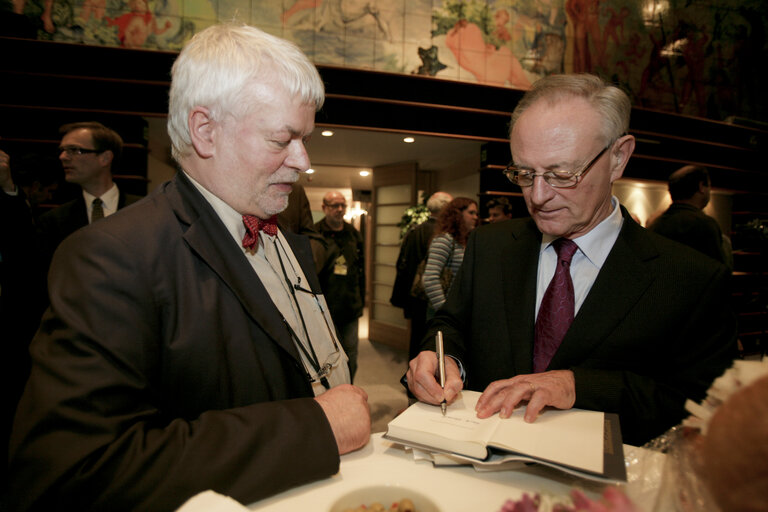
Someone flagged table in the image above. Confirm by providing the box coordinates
[247,434,665,511]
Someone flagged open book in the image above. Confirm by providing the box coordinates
[385,391,626,483]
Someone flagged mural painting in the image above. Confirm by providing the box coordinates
[1,0,765,123]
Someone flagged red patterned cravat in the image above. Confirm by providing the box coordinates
[242,214,278,250]
[533,238,579,373]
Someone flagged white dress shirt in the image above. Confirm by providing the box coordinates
[186,173,350,396]
[535,196,624,318]
[83,183,120,223]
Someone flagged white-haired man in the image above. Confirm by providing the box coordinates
[390,191,452,360]
[406,74,736,446]
[9,24,370,511]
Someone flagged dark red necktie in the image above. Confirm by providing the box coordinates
[242,214,278,250]
[533,238,579,373]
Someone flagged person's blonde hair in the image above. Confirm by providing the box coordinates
[167,23,325,163]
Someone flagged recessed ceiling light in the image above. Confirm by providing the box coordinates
[403,137,415,143]
[305,168,315,174]
[321,130,334,137]
[359,170,370,177]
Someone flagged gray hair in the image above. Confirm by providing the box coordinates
[426,191,453,214]
[509,74,630,145]
[167,23,325,163]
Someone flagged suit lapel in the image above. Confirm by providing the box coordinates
[501,219,541,375]
[71,196,88,231]
[169,174,303,363]
[549,211,658,368]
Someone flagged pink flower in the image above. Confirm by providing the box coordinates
[499,493,539,512]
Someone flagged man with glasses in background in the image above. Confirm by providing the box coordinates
[315,190,365,381]
[37,121,140,267]
[406,74,736,446]
[8,24,370,512]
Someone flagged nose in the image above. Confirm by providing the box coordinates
[528,174,555,205]
[286,139,311,171]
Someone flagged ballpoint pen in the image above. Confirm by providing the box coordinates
[436,330,446,416]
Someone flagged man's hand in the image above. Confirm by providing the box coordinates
[0,149,15,194]
[475,370,576,423]
[406,350,463,405]
[315,384,371,455]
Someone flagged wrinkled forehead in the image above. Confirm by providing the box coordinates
[511,98,602,155]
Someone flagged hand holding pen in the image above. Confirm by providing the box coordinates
[436,331,447,415]
[404,333,464,407]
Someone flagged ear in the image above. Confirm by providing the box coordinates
[98,149,114,168]
[609,134,635,183]
[188,106,216,158]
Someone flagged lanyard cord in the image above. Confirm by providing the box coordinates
[273,236,330,389]
[275,238,341,352]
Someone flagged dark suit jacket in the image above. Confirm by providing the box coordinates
[648,203,726,264]
[390,217,437,314]
[277,183,326,271]
[8,173,339,512]
[36,189,141,269]
[426,207,737,446]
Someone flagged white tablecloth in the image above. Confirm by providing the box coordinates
[246,433,666,511]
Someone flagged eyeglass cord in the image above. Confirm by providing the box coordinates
[274,236,340,389]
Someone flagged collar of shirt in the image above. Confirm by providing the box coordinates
[536,196,624,316]
[184,171,276,251]
[83,183,119,217]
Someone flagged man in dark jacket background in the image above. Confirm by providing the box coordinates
[315,190,366,380]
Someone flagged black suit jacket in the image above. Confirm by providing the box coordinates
[36,189,141,269]
[8,173,339,511]
[426,207,737,446]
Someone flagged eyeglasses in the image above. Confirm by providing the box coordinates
[58,146,103,157]
[503,143,612,189]
[323,202,347,210]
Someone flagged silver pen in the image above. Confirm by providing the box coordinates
[436,330,446,416]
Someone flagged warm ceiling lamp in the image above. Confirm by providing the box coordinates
[403,137,415,143]
[305,168,315,174]
[359,170,370,177]
[321,130,334,137]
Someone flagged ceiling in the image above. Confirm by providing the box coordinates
[145,118,486,192]
[302,127,486,190]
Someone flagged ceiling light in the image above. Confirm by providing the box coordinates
[403,137,415,143]
[321,130,334,137]
[305,168,315,174]
[359,170,370,177]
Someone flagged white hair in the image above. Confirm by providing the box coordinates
[426,192,453,214]
[509,73,631,145]
[167,23,325,163]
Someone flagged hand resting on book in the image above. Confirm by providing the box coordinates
[406,350,463,406]
[475,370,576,423]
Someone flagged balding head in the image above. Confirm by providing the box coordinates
[426,191,453,215]
[668,165,710,206]
[321,190,347,230]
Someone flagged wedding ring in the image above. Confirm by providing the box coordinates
[528,382,536,393]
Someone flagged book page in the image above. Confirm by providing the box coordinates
[386,392,499,458]
[489,406,604,474]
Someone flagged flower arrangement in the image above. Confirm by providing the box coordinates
[396,203,430,240]
[683,358,768,435]
[499,488,639,512]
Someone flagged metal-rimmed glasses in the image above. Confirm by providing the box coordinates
[58,146,104,157]
[503,143,612,189]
